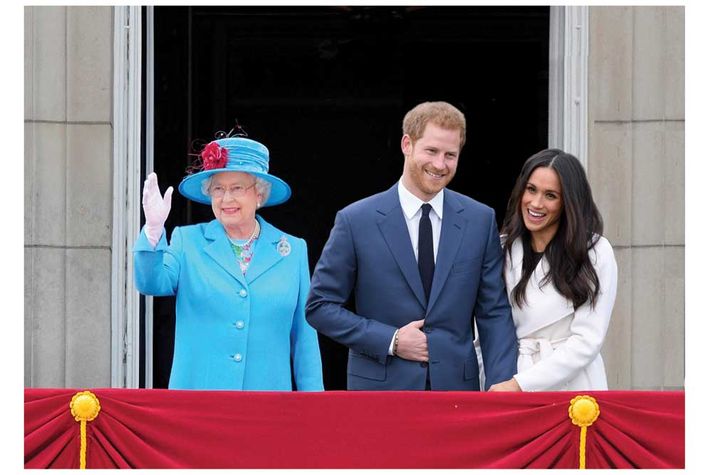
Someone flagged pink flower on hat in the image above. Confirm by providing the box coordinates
[201,142,228,170]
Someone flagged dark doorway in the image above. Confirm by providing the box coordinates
[149,6,549,389]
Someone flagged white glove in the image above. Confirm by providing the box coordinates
[142,172,173,247]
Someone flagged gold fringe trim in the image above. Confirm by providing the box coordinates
[70,391,101,469]
[568,395,600,469]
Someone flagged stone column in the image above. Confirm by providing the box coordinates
[588,6,684,389]
[25,6,114,387]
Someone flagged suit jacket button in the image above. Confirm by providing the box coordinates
[420,362,428,368]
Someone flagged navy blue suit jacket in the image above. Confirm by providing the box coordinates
[306,184,518,390]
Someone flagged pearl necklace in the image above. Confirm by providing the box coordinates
[230,220,261,275]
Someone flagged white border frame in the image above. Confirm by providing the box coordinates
[144,6,155,388]
[111,6,142,388]
[549,6,589,169]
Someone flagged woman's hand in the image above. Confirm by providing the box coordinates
[488,378,522,392]
[142,172,173,247]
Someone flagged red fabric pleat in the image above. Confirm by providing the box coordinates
[24,389,684,469]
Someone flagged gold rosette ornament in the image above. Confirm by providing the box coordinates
[569,395,600,469]
[70,391,101,469]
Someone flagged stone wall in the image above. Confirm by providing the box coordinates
[588,6,684,389]
[24,6,114,387]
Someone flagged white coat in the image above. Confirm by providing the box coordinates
[504,236,618,391]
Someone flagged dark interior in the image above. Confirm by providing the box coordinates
[147,5,550,389]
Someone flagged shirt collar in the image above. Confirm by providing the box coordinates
[397,178,444,220]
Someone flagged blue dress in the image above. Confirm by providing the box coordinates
[134,215,323,390]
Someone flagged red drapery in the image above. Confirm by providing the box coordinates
[24,389,684,469]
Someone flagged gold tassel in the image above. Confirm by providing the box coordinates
[70,391,101,469]
[568,395,600,469]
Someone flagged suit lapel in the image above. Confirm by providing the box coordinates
[245,216,284,284]
[427,190,465,313]
[203,219,247,286]
[377,185,427,309]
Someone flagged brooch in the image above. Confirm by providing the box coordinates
[277,236,291,257]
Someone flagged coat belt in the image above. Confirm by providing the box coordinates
[518,337,568,369]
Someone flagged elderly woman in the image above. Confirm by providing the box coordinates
[134,136,323,391]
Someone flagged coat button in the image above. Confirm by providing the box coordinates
[420,362,428,368]
[239,289,247,297]
[233,353,243,362]
[235,320,245,329]
[423,326,432,333]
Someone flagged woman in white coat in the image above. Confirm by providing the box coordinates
[489,149,617,392]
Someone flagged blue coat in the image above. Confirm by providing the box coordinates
[306,184,518,390]
[134,215,323,391]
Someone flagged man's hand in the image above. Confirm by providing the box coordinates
[488,378,522,392]
[395,319,428,362]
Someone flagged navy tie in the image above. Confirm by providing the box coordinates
[418,203,435,302]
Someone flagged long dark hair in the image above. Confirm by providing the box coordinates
[501,149,603,309]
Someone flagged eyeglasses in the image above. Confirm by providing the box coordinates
[209,182,257,199]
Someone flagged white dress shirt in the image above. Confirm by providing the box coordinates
[397,178,444,264]
[389,179,445,355]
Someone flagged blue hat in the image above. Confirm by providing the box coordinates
[178,137,291,207]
